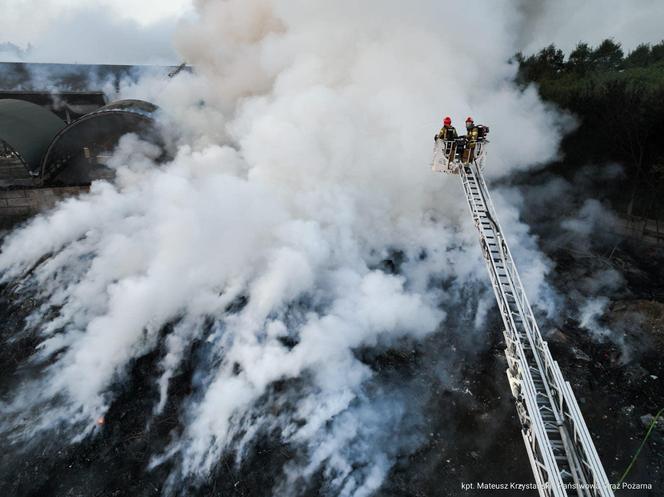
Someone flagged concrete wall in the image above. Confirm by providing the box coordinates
[0,186,88,229]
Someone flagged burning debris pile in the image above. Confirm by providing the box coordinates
[0,1,663,497]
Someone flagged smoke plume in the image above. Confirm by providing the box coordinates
[0,1,582,494]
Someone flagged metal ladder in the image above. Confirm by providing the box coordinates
[434,140,614,497]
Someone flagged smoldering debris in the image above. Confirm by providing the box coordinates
[0,1,663,497]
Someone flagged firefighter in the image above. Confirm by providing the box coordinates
[435,116,458,142]
[463,116,478,162]
[462,117,489,163]
[435,116,458,161]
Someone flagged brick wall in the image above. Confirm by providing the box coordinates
[0,186,89,229]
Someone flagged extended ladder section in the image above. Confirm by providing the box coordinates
[433,139,614,497]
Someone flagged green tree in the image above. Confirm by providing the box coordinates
[568,43,592,74]
[651,40,664,62]
[590,39,624,69]
[624,44,651,68]
[520,44,565,80]
[538,44,565,73]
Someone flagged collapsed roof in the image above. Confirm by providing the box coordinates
[0,99,66,175]
[0,96,160,187]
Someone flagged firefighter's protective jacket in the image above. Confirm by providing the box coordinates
[436,125,458,141]
[465,126,479,148]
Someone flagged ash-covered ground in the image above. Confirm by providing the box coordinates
[2,3,664,496]
[1,168,663,497]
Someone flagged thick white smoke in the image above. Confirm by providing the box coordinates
[1,1,570,494]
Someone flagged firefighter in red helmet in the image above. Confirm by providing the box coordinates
[435,116,458,162]
[435,116,457,142]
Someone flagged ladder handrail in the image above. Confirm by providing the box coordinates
[477,163,613,494]
[440,152,614,497]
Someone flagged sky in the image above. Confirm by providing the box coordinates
[5,0,192,27]
[1,0,194,64]
[1,0,664,65]
[516,0,664,54]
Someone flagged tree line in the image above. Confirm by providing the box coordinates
[516,40,664,219]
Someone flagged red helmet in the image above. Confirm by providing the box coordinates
[443,116,452,126]
[465,116,474,123]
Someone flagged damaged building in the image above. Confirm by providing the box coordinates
[0,63,165,228]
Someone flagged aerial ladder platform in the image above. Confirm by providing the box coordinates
[432,138,614,497]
